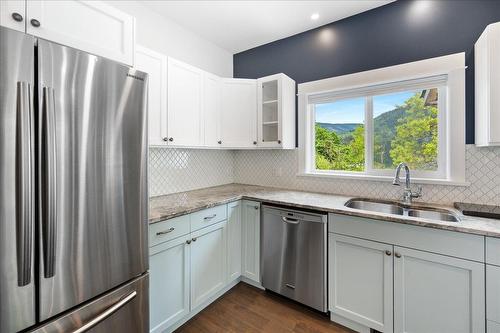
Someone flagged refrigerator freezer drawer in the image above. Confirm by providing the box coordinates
[30,273,149,333]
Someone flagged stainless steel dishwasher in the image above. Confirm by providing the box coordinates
[261,205,327,312]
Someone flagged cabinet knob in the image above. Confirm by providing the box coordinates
[12,12,23,22]
[254,206,259,210]
[253,141,257,145]
[30,19,41,27]
[186,239,191,244]
[162,137,169,142]
[394,252,402,258]
[385,250,392,256]
[218,140,222,144]
[277,140,282,144]
[168,137,174,142]
[192,237,197,242]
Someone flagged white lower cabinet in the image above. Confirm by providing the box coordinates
[329,234,393,333]
[393,246,485,333]
[489,321,500,333]
[227,201,242,282]
[149,204,243,332]
[190,221,227,309]
[149,236,190,333]
[487,265,500,325]
[329,214,486,333]
[241,200,261,283]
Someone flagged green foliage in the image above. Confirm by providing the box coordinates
[315,124,364,171]
[389,94,438,170]
[315,92,438,172]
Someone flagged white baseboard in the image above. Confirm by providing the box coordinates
[240,276,264,290]
[330,312,371,333]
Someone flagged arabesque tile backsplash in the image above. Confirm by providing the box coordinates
[150,145,500,206]
[149,148,234,197]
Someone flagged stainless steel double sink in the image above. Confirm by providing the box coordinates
[345,198,460,222]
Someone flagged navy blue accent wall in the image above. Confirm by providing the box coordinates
[233,0,500,144]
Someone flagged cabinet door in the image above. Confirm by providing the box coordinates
[203,72,222,147]
[135,46,167,146]
[487,265,500,323]
[227,201,242,282]
[167,58,203,147]
[220,79,257,148]
[394,246,485,333]
[329,234,393,333]
[190,221,227,309]
[488,321,500,333]
[0,0,25,32]
[242,200,260,283]
[149,236,190,333]
[26,1,134,65]
[257,75,282,148]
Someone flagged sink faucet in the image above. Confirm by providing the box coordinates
[392,162,422,204]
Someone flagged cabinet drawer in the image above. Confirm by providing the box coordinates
[487,237,500,266]
[329,213,484,262]
[190,205,227,232]
[149,215,190,247]
[488,265,500,323]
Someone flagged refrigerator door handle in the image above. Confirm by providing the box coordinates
[71,291,137,333]
[42,86,57,278]
[16,81,34,287]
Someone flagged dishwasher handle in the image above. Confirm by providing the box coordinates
[282,216,300,224]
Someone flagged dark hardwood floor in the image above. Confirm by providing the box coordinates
[175,283,355,333]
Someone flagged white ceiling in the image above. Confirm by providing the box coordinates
[141,1,394,54]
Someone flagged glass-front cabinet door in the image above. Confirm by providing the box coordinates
[257,73,296,149]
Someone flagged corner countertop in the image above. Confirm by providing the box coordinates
[149,183,500,238]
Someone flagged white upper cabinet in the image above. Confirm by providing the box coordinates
[0,1,26,32]
[135,46,167,146]
[167,57,204,147]
[257,73,296,149]
[25,1,135,66]
[475,21,500,146]
[203,72,222,147]
[220,79,258,148]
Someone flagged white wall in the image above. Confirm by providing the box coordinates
[105,1,233,77]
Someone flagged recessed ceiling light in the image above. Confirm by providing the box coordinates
[311,13,319,20]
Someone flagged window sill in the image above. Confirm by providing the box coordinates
[296,172,470,187]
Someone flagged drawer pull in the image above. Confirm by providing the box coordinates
[285,283,295,289]
[156,227,175,236]
[204,214,217,220]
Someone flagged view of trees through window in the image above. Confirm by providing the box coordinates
[314,88,439,172]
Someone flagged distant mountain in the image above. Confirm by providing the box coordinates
[316,122,361,135]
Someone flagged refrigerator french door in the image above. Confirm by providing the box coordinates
[0,27,149,333]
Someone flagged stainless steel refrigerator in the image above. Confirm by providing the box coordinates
[0,26,149,333]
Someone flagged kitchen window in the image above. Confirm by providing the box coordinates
[298,53,467,185]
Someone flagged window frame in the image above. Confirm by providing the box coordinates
[298,53,467,186]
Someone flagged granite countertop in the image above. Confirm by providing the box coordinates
[149,183,500,238]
